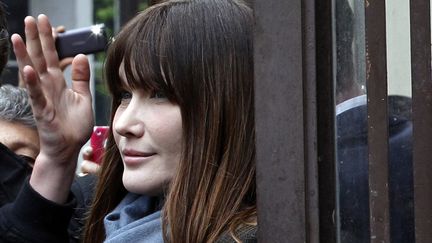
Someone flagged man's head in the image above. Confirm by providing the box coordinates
[0,85,38,163]
[335,0,364,103]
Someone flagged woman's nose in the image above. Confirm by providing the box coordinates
[113,101,145,138]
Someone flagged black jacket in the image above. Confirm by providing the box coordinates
[0,143,95,243]
[0,143,32,205]
[337,96,414,243]
[0,180,75,243]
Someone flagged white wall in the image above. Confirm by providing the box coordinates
[30,0,92,29]
[386,0,412,97]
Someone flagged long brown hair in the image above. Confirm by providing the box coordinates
[83,1,256,242]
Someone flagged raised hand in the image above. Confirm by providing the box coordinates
[11,14,94,203]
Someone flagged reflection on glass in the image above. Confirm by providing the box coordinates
[335,1,369,241]
[334,0,414,242]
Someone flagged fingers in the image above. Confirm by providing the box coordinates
[53,24,72,71]
[71,54,91,96]
[12,34,48,121]
[80,160,101,175]
[21,15,60,76]
[55,25,66,34]
[52,25,66,39]
[22,65,47,120]
[11,33,33,77]
[37,15,60,69]
[80,147,102,175]
[24,16,47,74]
[82,146,93,160]
[59,57,74,71]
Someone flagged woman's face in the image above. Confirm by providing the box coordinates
[113,68,183,195]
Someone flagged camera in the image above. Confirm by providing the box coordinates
[55,24,108,59]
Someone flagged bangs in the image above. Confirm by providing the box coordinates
[105,7,176,102]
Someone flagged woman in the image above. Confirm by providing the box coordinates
[9,0,256,242]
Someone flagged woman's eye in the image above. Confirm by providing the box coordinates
[17,155,35,167]
[150,90,167,99]
[120,91,132,100]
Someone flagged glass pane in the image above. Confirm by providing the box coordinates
[334,0,369,242]
[385,0,414,242]
[335,0,415,242]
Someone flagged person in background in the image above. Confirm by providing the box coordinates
[0,85,39,162]
[0,85,37,204]
[2,0,256,242]
[0,2,94,241]
[335,0,414,242]
[0,84,95,243]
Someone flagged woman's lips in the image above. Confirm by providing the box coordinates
[122,149,157,165]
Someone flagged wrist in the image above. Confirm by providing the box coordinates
[29,151,78,204]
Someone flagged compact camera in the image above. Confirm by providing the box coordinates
[55,24,108,59]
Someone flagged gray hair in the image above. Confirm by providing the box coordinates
[0,84,36,128]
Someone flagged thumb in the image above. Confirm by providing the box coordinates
[80,160,101,175]
[82,146,93,160]
[71,54,91,96]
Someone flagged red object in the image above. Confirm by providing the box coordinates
[90,126,109,164]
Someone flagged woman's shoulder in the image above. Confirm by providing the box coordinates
[216,224,257,243]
